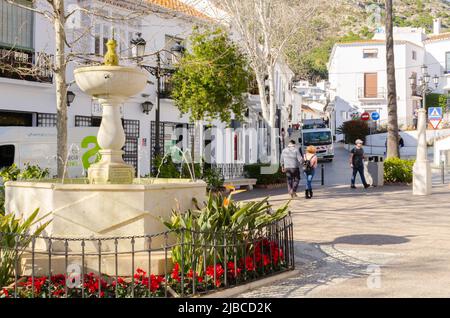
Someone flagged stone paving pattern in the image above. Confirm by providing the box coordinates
[233,144,450,297]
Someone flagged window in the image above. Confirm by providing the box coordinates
[364,73,378,97]
[37,113,57,127]
[94,23,132,58]
[412,50,417,61]
[0,0,34,50]
[446,52,450,74]
[94,24,101,55]
[363,49,378,59]
[0,144,14,168]
[164,35,184,66]
[0,111,32,126]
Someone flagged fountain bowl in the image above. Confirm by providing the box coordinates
[74,65,147,98]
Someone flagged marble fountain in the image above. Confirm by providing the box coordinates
[4,38,206,276]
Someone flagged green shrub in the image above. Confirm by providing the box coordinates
[244,164,285,185]
[0,209,51,287]
[202,168,224,191]
[384,158,415,183]
[336,120,370,144]
[0,163,49,182]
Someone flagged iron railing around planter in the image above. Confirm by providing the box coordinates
[0,214,294,298]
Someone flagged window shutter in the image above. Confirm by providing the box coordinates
[364,73,378,98]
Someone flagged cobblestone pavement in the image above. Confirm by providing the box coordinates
[234,183,450,297]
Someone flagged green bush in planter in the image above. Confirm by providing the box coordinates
[244,164,285,185]
[384,158,415,183]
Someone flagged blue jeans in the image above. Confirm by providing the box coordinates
[351,165,368,186]
[304,169,315,190]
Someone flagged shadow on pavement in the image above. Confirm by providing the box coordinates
[322,234,411,246]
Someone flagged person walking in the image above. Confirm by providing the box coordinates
[281,140,303,198]
[350,139,370,189]
[287,125,293,137]
[303,145,318,199]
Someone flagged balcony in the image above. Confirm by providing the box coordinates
[0,46,53,84]
[158,70,174,99]
[358,87,386,100]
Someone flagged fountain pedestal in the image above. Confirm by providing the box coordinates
[87,97,134,184]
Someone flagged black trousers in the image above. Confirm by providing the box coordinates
[351,165,368,186]
[285,168,300,193]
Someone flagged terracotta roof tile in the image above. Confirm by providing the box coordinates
[425,32,450,42]
[146,0,211,20]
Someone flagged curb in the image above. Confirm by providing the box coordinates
[200,269,301,298]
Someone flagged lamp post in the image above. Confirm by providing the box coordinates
[130,33,185,160]
[409,65,439,195]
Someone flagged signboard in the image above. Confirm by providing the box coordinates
[361,112,370,121]
[428,107,442,129]
[371,111,380,121]
[91,101,124,117]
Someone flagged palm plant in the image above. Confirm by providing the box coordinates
[0,209,50,287]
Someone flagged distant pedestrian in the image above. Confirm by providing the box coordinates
[350,139,370,189]
[303,145,318,199]
[280,140,303,198]
[287,125,293,137]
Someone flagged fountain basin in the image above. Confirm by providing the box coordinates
[74,66,147,98]
[5,179,207,251]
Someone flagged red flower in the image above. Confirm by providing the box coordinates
[171,263,181,282]
[206,264,224,278]
[1,288,10,298]
[227,261,242,277]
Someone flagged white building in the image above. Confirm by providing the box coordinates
[328,20,450,141]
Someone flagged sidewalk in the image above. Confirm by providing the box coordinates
[234,183,450,297]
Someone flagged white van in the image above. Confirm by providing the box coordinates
[0,127,100,178]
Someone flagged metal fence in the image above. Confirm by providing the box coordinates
[212,163,245,180]
[0,215,294,298]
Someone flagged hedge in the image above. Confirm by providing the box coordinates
[384,157,415,184]
[244,164,285,185]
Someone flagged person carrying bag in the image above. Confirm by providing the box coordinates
[303,145,318,199]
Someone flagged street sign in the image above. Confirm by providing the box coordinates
[428,107,442,129]
[351,112,360,120]
[371,111,380,121]
[361,112,370,121]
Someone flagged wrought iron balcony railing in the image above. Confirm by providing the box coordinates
[358,87,386,100]
[0,46,53,83]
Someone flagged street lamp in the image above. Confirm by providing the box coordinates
[141,101,153,114]
[67,90,75,107]
[130,33,185,164]
[410,65,439,195]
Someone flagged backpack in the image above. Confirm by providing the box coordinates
[303,155,315,174]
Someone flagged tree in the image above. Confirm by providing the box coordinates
[385,0,400,158]
[171,27,249,123]
[215,0,318,163]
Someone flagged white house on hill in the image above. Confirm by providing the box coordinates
[328,19,450,140]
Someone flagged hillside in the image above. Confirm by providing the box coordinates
[285,0,450,81]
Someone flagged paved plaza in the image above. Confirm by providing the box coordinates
[233,145,450,298]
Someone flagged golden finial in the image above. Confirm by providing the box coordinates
[103,27,119,66]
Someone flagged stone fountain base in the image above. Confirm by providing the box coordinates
[5,179,206,275]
